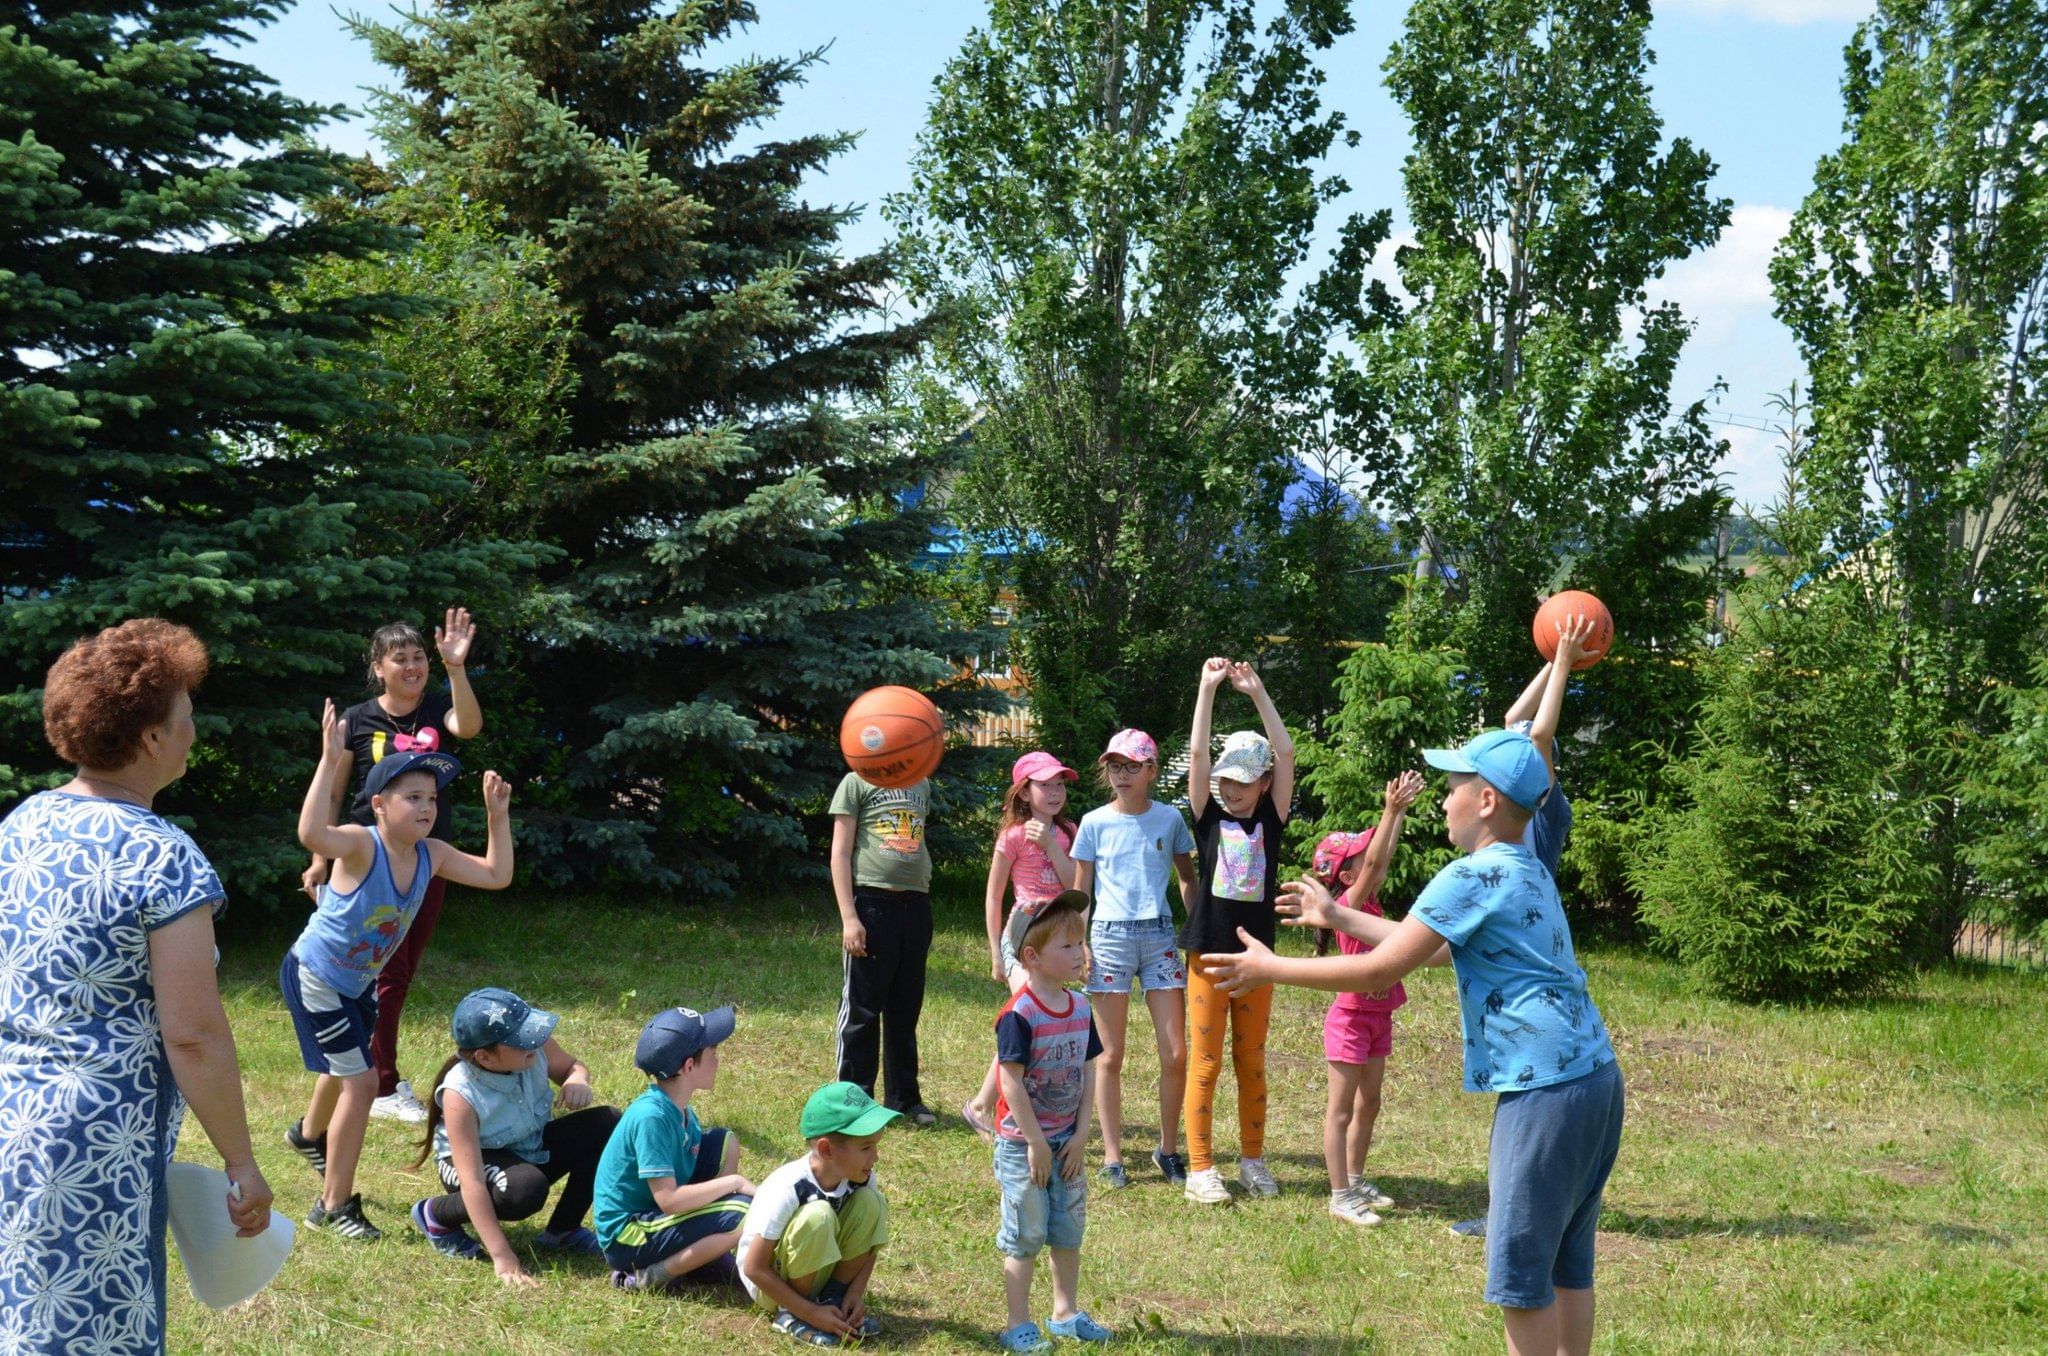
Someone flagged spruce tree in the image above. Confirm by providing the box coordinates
[1,0,529,892]
[359,0,968,894]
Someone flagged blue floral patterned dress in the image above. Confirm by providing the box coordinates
[0,791,226,1354]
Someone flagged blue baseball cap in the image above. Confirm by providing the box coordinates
[450,987,558,1051]
[1423,728,1552,811]
[635,1004,736,1079]
[364,749,462,799]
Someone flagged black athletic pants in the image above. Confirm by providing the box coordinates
[835,886,932,1110]
[426,1105,621,1235]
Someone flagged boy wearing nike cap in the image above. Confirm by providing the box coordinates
[1206,728,1624,1356]
[594,1004,754,1292]
[740,1082,900,1346]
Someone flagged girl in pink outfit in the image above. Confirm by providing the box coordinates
[963,750,1078,1138]
[1301,771,1428,1225]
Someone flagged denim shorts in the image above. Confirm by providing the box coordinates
[1484,1061,1625,1309]
[1085,917,1186,993]
[993,1134,1087,1257]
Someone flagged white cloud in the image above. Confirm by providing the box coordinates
[1660,0,1873,22]
[1651,203,1794,346]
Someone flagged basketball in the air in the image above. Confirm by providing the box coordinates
[1533,590,1614,670]
[839,686,945,789]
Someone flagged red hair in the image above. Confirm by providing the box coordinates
[43,620,208,769]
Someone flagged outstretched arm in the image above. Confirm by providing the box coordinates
[1211,914,1450,996]
[299,701,373,875]
[1348,772,1425,903]
[1502,664,1552,728]
[1527,614,1595,781]
[1228,661,1295,818]
[1188,657,1230,818]
[437,607,484,739]
[428,771,514,889]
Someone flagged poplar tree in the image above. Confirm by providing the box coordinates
[359,0,966,893]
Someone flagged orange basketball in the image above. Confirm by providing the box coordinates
[839,686,945,789]
[1533,590,1614,670]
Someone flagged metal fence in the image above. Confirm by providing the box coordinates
[1954,914,2046,971]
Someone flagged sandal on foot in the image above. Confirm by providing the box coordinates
[772,1309,841,1347]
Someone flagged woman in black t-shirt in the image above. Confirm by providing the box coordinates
[300,609,484,1123]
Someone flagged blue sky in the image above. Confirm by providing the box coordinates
[243,0,1875,507]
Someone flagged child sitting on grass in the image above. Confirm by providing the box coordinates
[410,987,618,1284]
[740,1082,902,1347]
[593,1005,755,1293]
[1209,729,1623,1356]
[992,891,1109,1353]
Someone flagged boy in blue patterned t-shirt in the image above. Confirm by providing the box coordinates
[1207,728,1624,1356]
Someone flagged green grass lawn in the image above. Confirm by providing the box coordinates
[171,870,2048,1353]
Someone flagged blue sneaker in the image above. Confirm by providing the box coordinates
[410,1199,481,1259]
[998,1322,1051,1353]
[1049,1311,1113,1342]
[1151,1147,1187,1185]
[1098,1161,1129,1190]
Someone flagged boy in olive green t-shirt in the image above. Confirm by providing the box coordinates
[828,772,935,1124]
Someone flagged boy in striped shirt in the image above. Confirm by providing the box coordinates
[993,890,1110,1352]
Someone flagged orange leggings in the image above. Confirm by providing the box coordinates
[1184,953,1273,1172]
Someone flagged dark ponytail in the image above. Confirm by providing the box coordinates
[412,1052,467,1169]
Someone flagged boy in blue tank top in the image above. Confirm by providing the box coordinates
[282,699,517,1241]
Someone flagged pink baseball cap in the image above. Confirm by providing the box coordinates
[1311,830,1374,883]
[1099,729,1158,763]
[1012,750,1078,785]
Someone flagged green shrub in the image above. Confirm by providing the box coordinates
[1555,804,1647,941]
[1292,639,1466,908]
[1631,566,1932,1001]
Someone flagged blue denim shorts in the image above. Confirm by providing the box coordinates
[1085,917,1186,993]
[1485,1061,1625,1309]
[994,1135,1087,1257]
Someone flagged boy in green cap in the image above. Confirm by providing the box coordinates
[740,1081,901,1346]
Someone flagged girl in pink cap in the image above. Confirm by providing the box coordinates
[1297,771,1429,1225]
[963,750,1080,1138]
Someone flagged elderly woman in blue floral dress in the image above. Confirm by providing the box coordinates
[0,619,273,1354]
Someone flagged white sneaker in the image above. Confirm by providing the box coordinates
[1349,1178,1394,1209]
[1184,1167,1232,1204]
[1329,1190,1382,1227]
[371,1080,428,1124]
[1237,1157,1279,1198]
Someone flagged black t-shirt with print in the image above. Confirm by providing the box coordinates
[1178,791,1287,954]
[343,690,457,839]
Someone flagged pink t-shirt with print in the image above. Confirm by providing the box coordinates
[1332,828,1406,1014]
[995,820,1074,916]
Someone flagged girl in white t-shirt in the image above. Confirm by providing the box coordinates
[963,750,1079,1138]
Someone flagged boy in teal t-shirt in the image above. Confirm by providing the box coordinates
[594,1005,754,1290]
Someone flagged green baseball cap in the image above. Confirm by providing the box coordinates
[799,1082,903,1139]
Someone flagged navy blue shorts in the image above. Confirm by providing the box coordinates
[1484,1060,1625,1309]
[601,1128,751,1273]
[279,950,377,1077]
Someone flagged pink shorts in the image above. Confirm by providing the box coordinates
[1324,1004,1394,1064]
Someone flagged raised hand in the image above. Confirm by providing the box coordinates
[1554,611,1598,667]
[435,606,476,669]
[320,699,347,762]
[482,770,511,817]
[1386,770,1425,813]
[1200,656,1232,690]
[1226,660,1265,696]
[1276,874,1339,930]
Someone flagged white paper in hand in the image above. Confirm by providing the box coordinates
[164,1162,294,1309]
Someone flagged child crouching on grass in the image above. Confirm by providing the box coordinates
[594,1005,755,1293]
[993,890,1109,1353]
[410,988,618,1284]
[740,1083,901,1347]
[1209,730,1623,1356]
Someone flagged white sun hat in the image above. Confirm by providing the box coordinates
[165,1161,295,1309]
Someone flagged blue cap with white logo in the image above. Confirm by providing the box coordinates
[1422,728,1552,812]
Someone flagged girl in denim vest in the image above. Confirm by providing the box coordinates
[410,988,619,1285]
